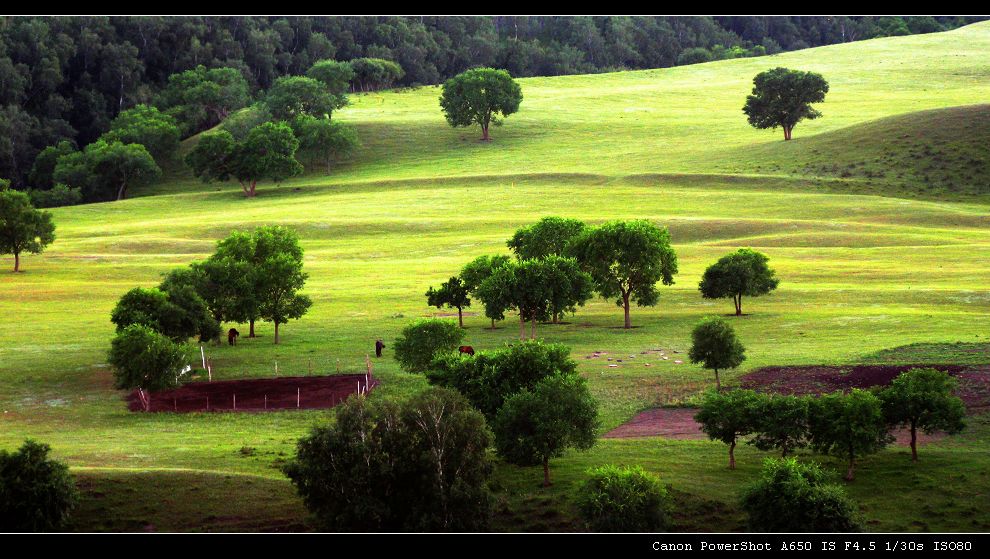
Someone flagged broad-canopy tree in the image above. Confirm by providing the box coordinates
[265,76,344,121]
[255,252,312,345]
[157,65,251,135]
[29,140,76,189]
[807,390,892,481]
[349,57,404,92]
[110,285,218,343]
[750,394,809,457]
[699,248,779,315]
[293,115,358,174]
[100,104,181,161]
[694,389,763,469]
[107,324,189,392]
[879,368,966,461]
[742,67,829,140]
[283,388,494,532]
[53,140,162,201]
[461,254,512,328]
[306,59,354,101]
[493,373,599,487]
[426,276,471,328]
[541,255,594,324]
[507,216,586,260]
[569,220,678,328]
[427,339,577,421]
[439,67,522,141]
[477,258,555,340]
[0,188,55,272]
[688,316,746,392]
[185,122,303,197]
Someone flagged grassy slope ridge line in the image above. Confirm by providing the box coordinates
[0,23,989,532]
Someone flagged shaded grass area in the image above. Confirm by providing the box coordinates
[862,342,990,364]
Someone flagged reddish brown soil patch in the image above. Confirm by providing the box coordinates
[127,374,378,413]
[604,408,703,439]
[739,364,990,409]
[604,407,946,447]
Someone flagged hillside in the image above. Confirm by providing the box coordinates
[1,23,990,533]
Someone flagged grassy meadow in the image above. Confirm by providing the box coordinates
[1,22,989,532]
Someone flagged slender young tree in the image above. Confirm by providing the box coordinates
[695,389,764,469]
[0,188,55,272]
[461,254,512,328]
[688,316,746,392]
[807,390,892,481]
[879,368,966,461]
[426,276,471,328]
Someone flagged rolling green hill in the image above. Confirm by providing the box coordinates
[2,22,990,532]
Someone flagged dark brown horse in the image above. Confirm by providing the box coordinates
[228,328,240,346]
[458,345,475,356]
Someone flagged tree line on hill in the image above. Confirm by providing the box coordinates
[1,16,980,186]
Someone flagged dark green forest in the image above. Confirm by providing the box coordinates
[0,16,980,186]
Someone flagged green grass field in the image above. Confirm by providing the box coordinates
[1,22,989,532]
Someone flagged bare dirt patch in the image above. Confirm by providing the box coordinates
[604,408,703,439]
[127,374,377,413]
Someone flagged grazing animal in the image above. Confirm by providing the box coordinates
[375,339,386,358]
[228,328,240,346]
[458,345,475,356]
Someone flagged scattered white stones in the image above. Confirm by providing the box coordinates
[674,360,684,364]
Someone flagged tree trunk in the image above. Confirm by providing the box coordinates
[714,369,721,392]
[457,307,464,328]
[249,319,256,338]
[117,180,128,201]
[911,421,918,462]
[274,321,280,345]
[481,123,490,141]
[553,311,559,324]
[491,318,495,329]
[13,251,20,273]
[845,450,856,481]
[735,294,742,316]
[542,457,551,487]
[729,440,736,470]
[783,125,793,141]
[519,314,526,341]
[623,292,632,329]
[530,318,536,339]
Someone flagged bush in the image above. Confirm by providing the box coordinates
[0,440,79,531]
[107,324,189,391]
[27,184,83,208]
[426,339,577,420]
[576,465,669,532]
[392,318,465,373]
[283,388,493,531]
[740,457,861,532]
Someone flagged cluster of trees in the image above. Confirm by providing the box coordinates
[392,323,599,487]
[695,368,967,479]
[107,225,311,391]
[0,182,56,272]
[427,217,678,335]
[2,16,975,186]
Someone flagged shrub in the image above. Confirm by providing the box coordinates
[392,318,465,373]
[740,457,861,532]
[576,465,669,532]
[107,324,189,391]
[28,184,83,208]
[283,388,493,531]
[0,440,78,531]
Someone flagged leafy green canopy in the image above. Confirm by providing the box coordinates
[265,75,346,121]
[107,324,189,392]
[807,389,893,480]
[157,65,251,136]
[694,388,764,469]
[0,188,56,272]
[699,248,779,315]
[741,458,862,532]
[101,104,181,161]
[569,220,678,328]
[879,367,966,461]
[493,373,599,486]
[393,318,466,373]
[439,67,522,141]
[576,465,669,532]
[426,276,471,328]
[426,339,577,420]
[507,216,586,260]
[185,122,302,197]
[0,439,79,532]
[688,316,746,392]
[283,388,494,532]
[742,67,829,140]
[53,139,161,201]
